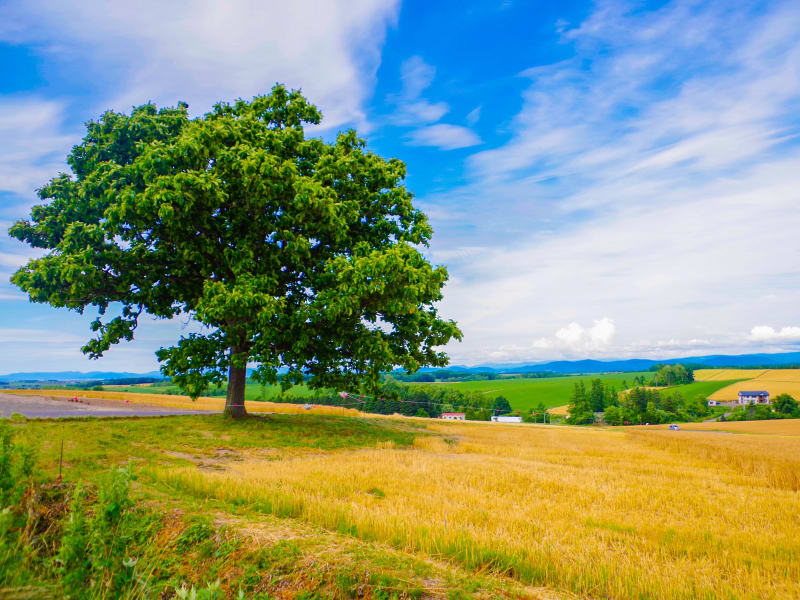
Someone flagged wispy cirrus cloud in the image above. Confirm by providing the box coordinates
[389,56,450,125]
[427,0,800,364]
[0,98,73,198]
[388,55,481,150]
[0,0,399,131]
[406,123,481,150]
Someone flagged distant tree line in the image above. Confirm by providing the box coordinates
[566,377,717,425]
[565,379,619,424]
[74,377,166,389]
[387,370,563,383]
[648,364,694,386]
[389,369,500,383]
[605,387,713,425]
[270,378,514,420]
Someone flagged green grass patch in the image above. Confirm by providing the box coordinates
[12,414,418,482]
[661,379,747,405]
[421,372,651,411]
[1,415,543,600]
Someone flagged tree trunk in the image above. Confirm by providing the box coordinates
[225,354,247,418]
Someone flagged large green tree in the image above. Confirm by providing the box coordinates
[9,86,461,417]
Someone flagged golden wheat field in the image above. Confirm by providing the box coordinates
[695,369,800,401]
[7,388,362,416]
[649,418,800,435]
[157,419,800,600]
[693,368,768,381]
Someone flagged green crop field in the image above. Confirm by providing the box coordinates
[419,375,746,411]
[419,372,650,410]
[658,379,748,405]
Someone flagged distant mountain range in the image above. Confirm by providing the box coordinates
[4,351,800,381]
[419,351,800,374]
[0,371,163,382]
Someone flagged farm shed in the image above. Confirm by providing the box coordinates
[707,399,734,407]
[441,412,466,420]
[491,415,523,423]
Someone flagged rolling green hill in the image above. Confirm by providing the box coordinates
[419,373,650,411]
[655,379,747,405]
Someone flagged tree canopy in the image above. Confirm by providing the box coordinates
[9,85,461,416]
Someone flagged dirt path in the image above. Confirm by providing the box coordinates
[0,391,217,418]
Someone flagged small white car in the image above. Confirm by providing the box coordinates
[668,424,680,431]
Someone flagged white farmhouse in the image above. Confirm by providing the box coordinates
[708,390,771,408]
[736,390,770,405]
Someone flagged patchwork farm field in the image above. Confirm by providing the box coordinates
[420,372,650,410]
[421,373,742,411]
[92,371,750,413]
[694,369,769,381]
[697,368,800,401]
[11,410,800,599]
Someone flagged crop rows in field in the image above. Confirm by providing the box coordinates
[698,368,800,401]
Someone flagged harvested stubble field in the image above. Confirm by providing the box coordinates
[156,418,800,600]
[649,418,800,435]
[10,392,800,599]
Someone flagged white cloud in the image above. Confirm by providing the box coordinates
[0,251,37,270]
[552,318,615,350]
[0,0,399,131]
[0,98,73,197]
[0,328,85,344]
[394,100,450,126]
[486,318,616,362]
[750,326,800,342]
[589,317,615,346]
[388,55,481,149]
[0,292,25,301]
[427,2,800,365]
[389,55,451,125]
[555,322,584,346]
[466,105,481,125]
[400,55,437,99]
[407,124,482,150]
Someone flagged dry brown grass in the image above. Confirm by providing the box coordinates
[157,420,800,600]
[6,388,363,417]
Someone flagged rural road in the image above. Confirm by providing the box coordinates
[0,391,216,419]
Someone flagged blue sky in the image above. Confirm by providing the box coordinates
[2,0,800,373]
